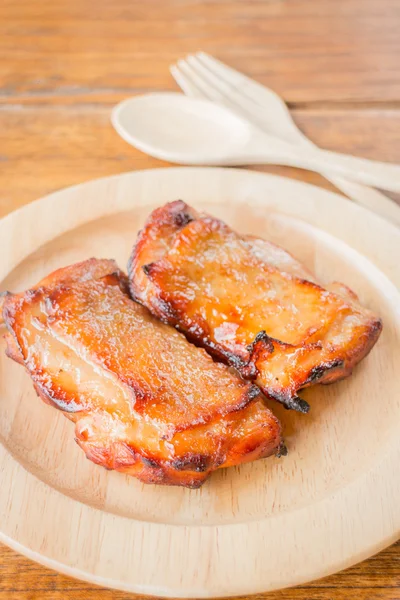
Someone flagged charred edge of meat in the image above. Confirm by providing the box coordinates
[246,384,263,402]
[223,350,248,371]
[241,330,276,380]
[181,324,248,371]
[304,359,345,385]
[142,263,153,276]
[133,272,180,324]
[166,199,198,222]
[155,297,181,325]
[187,329,248,370]
[172,208,194,228]
[172,454,212,472]
[247,330,276,353]
[205,340,248,372]
[283,396,310,414]
[244,332,311,413]
[276,442,288,458]
[140,266,181,324]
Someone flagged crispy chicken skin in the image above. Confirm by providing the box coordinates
[1,259,282,488]
[129,201,382,413]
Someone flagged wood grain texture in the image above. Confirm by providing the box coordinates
[0,543,399,599]
[0,106,399,219]
[1,0,400,105]
[0,0,399,597]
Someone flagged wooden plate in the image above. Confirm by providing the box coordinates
[0,167,399,597]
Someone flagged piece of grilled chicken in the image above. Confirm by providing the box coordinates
[0,258,282,488]
[129,201,382,413]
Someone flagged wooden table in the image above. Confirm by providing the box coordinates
[0,0,399,598]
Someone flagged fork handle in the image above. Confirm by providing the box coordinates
[323,175,400,226]
[246,135,400,194]
[311,147,400,193]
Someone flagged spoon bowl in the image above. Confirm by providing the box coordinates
[112,92,253,164]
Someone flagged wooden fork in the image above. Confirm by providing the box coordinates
[171,52,400,226]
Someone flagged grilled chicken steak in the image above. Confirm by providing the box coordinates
[1,258,282,487]
[129,201,382,413]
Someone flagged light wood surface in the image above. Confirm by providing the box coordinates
[1,0,400,105]
[1,106,400,222]
[0,167,399,597]
[1,0,399,598]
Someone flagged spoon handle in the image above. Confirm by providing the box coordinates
[246,133,400,194]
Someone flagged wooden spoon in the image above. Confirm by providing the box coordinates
[112,93,400,194]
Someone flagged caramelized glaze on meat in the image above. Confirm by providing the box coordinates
[1,258,282,487]
[129,201,382,413]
